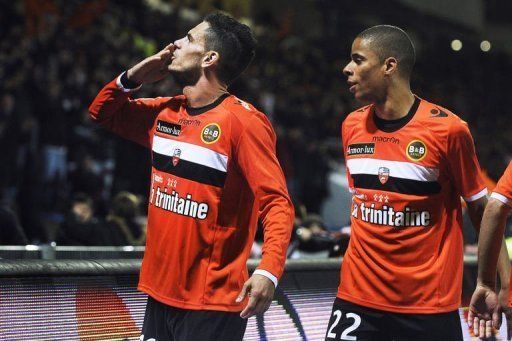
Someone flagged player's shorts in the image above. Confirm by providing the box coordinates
[141,296,248,341]
[324,298,463,341]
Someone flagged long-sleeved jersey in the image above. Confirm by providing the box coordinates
[89,76,294,312]
[339,97,487,313]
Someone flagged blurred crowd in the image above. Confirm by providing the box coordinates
[1,1,512,255]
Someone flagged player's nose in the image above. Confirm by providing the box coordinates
[343,63,353,77]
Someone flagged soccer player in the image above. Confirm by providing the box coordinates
[469,162,512,340]
[325,25,508,340]
[89,13,294,341]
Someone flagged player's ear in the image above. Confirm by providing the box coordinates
[383,57,398,76]
[202,51,219,68]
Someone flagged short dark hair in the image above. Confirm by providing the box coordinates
[357,25,416,79]
[203,12,256,84]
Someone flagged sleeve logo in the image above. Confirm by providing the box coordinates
[201,123,221,144]
[347,143,375,156]
[406,140,427,161]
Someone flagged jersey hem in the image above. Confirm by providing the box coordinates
[138,284,245,312]
[337,292,460,314]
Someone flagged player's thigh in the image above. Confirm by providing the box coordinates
[325,298,390,341]
[175,309,247,341]
[141,296,171,341]
[390,310,463,341]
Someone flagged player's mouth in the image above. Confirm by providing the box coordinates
[347,81,357,93]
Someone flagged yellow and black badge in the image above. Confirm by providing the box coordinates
[201,123,221,144]
[406,140,427,161]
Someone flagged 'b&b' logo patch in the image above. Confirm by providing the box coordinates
[201,123,221,144]
[406,140,427,161]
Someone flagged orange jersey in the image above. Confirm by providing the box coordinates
[89,77,294,312]
[490,162,512,306]
[491,162,512,206]
[339,97,486,313]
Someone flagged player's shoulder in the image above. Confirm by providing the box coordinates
[416,98,469,135]
[222,95,269,125]
[343,104,372,130]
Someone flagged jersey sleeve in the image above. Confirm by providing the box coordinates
[235,113,294,282]
[491,162,512,207]
[446,119,487,202]
[88,74,166,148]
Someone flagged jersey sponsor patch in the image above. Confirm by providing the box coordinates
[201,123,221,144]
[156,120,181,137]
[406,140,427,161]
[347,143,375,156]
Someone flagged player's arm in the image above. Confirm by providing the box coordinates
[467,195,510,295]
[234,113,295,319]
[469,197,511,338]
[89,44,175,147]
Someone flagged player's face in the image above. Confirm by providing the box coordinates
[168,22,209,86]
[343,38,386,103]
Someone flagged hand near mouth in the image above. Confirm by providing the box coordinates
[126,43,175,85]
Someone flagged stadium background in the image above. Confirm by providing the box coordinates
[1,0,512,340]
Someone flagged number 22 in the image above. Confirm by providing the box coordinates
[326,310,361,340]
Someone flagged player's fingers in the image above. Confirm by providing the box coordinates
[468,310,475,327]
[506,313,512,341]
[473,316,480,336]
[493,308,502,329]
[485,319,493,339]
[236,282,250,303]
[479,319,486,339]
[240,296,257,319]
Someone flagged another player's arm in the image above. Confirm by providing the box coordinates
[469,197,511,338]
[234,113,295,319]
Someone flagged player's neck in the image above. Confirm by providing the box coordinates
[374,84,415,121]
[183,77,229,108]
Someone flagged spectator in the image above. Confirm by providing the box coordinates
[56,193,103,245]
[104,191,145,246]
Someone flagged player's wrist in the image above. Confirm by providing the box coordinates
[123,69,143,88]
[477,279,497,289]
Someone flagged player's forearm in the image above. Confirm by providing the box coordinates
[89,76,131,125]
[258,196,295,280]
[497,239,510,291]
[477,199,510,287]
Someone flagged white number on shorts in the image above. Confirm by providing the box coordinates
[340,313,361,340]
[326,310,361,340]
[327,310,342,338]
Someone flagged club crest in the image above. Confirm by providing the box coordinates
[172,148,181,166]
[378,167,390,184]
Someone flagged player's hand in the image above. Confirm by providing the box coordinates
[498,288,512,340]
[468,284,500,339]
[236,274,275,319]
[126,43,175,84]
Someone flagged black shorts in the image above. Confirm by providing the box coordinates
[324,298,463,341]
[141,296,248,341]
